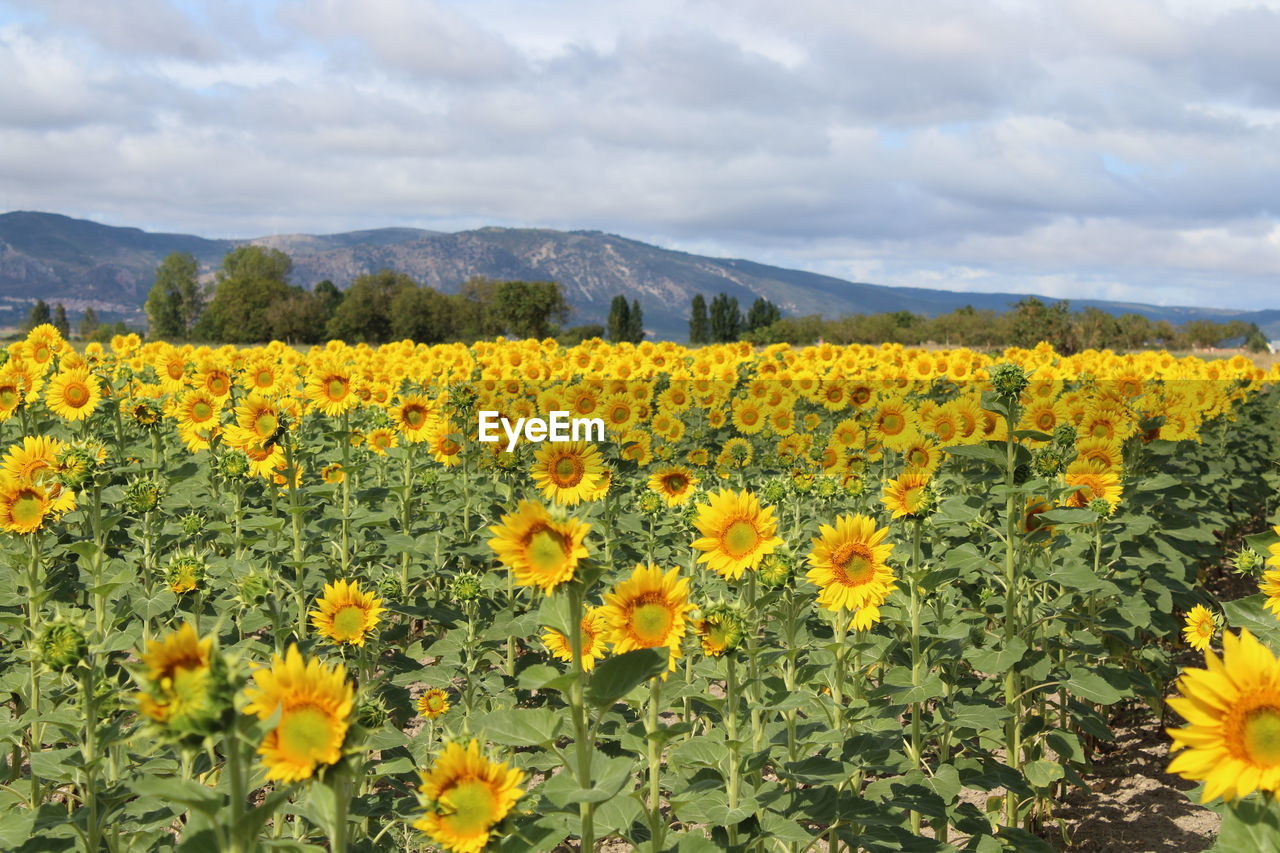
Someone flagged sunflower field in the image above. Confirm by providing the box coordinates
[2,325,1279,852]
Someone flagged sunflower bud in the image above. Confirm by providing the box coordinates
[637,491,663,517]
[451,572,484,603]
[989,363,1030,403]
[1032,447,1065,478]
[123,475,167,514]
[55,443,99,490]
[218,450,249,480]
[695,602,748,658]
[1234,548,1264,577]
[758,554,794,590]
[1013,463,1032,486]
[377,572,403,601]
[815,476,839,499]
[39,620,88,671]
[789,470,815,495]
[1087,498,1113,518]
[237,571,272,605]
[356,693,391,730]
[178,511,206,538]
[165,552,207,595]
[134,623,235,740]
[1052,423,1078,448]
[760,478,787,505]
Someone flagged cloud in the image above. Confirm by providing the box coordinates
[0,0,1276,310]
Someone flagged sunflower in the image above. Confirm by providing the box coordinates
[647,465,699,506]
[881,470,932,519]
[2,435,64,485]
[1167,629,1280,802]
[306,366,358,417]
[234,393,282,444]
[321,462,345,484]
[1183,605,1217,652]
[176,389,221,433]
[393,394,436,442]
[1063,459,1122,512]
[428,418,464,467]
[530,441,605,506]
[690,489,783,580]
[310,579,387,647]
[134,623,228,733]
[0,477,54,534]
[601,563,694,673]
[418,688,451,720]
[242,645,355,783]
[541,607,609,670]
[805,514,897,614]
[488,501,590,594]
[414,740,525,853]
[731,400,767,435]
[45,367,101,421]
[366,428,399,456]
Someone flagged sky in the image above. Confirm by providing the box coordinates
[2,0,1279,310]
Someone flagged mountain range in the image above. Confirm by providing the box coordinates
[2,210,1276,340]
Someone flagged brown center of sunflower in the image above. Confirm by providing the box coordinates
[936,421,956,441]
[630,597,675,645]
[880,413,904,435]
[662,474,688,493]
[256,369,273,387]
[11,490,44,527]
[373,433,391,450]
[404,405,426,428]
[1091,423,1112,439]
[167,363,184,380]
[208,375,229,395]
[1241,706,1280,767]
[740,409,758,424]
[255,412,278,436]
[330,605,366,641]
[611,405,630,423]
[277,703,335,761]
[906,448,928,467]
[721,519,761,558]
[1036,412,1055,431]
[552,454,585,487]
[33,344,50,362]
[64,382,89,407]
[526,526,570,573]
[192,401,213,422]
[828,541,875,585]
[326,378,349,401]
[902,485,926,512]
[440,779,501,836]
[0,386,17,408]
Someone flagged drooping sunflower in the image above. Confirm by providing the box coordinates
[881,470,932,519]
[530,441,605,506]
[601,563,695,673]
[691,489,783,580]
[1182,605,1217,652]
[242,645,355,783]
[234,393,282,444]
[310,578,387,647]
[806,514,897,614]
[647,465,699,506]
[321,462,345,485]
[488,501,590,594]
[134,623,229,734]
[1167,629,1280,802]
[428,418,464,467]
[542,607,610,671]
[45,367,101,421]
[2,435,64,485]
[417,688,451,720]
[414,740,526,853]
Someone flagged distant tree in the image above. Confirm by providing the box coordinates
[326,270,417,343]
[626,299,644,342]
[265,287,333,344]
[709,293,742,342]
[146,251,202,339]
[25,299,51,332]
[453,276,506,340]
[745,297,781,333]
[192,246,293,343]
[558,324,606,346]
[87,321,129,344]
[391,285,458,344]
[52,303,69,338]
[79,307,100,340]
[493,280,568,339]
[1244,323,1271,354]
[689,294,710,344]
[607,295,631,343]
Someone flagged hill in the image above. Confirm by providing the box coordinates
[0,210,1272,339]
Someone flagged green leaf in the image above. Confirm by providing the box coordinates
[1066,668,1124,705]
[585,648,668,708]
[1024,759,1065,788]
[1223,595,1280,651]
[943,443,1007,467]
[1037,507,1101,525]
[474,709,563,747]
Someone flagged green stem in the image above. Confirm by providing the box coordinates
[1002,409,1022,829]
[908,518,924,835]
[725,655,741,848]
[566,584,596,851]
[341,411,352,576]
[646,676,665,852]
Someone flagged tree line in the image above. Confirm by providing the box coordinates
[688,293,1270,353]
[20,299,128,343]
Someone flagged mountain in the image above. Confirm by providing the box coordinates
[0,210,1274,339]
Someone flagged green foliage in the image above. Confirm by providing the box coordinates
[688,293,710,344]
[146,251,205,340]
[390,284,458,344]
[325,269,417,344]
[78,306,99,340]
[493,280,569,339]
[607,295,644,343]
[52,303,69,338]
[25,297,50,332]
[745,297,780,333]
[709,292,742,342]
[192,247,292,343]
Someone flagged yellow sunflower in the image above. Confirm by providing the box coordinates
[2,435,64,484]
[414,740,526,853]
[176,389,221,434]
[321,462,345,484]
[1182,605,1217,652]
[0,477,54,534]
[134,623,226,732]
[488,501,590,594]
[45,368,101,421]
[542,607,609,671]
[881,470,932,519]
[242,645,355,783]
[691,489,783,580]
[530,441,605,506]
[806,514,897,614]
[234,393,282,444]
[417,688,451,720]
[306,367,358,417]
[1167,629,1280,802]
[366,427,399,456]
[1063,459,1122,512]
[601,563,694,673]
[393,394,436,442]
[310,578,387,647]
[647,465,699,506]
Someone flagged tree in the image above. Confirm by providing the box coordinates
[493,280,568,339]
[453,276,506,340]
[265,287,333,344]
[1244,323,1271,354]
[626,299,644,342]
[79,307,99,340]
[709,293,742,342]
[52,303,69,338]
[326,270,417,343]
[558,324,605,346]
[391,286,458,343]
[745,297,781,333]
[607,295,631,343]
[689,294,710,344]
[25,299,50,332]
[193,246,293,343]
[146,251,202,340]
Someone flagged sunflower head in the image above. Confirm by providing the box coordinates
[38,619,88,672]
[487,501,590,595]
[695,602,748,658]
[417,687,451,720]
[414,740,525,853]
[690,489,783,580]
[310,579,387,648]
[805,514,897,615]
[601,563,695,674]
[134,623,234,738]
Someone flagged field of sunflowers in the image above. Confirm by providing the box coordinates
[2,324,1280,853]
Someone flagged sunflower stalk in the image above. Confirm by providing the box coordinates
[725,654,742,848]
[340,410,351,577]
[907,516,926,836]
[646,675,666,852]
[565,581,596,851]
[1002,404,1024,829]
